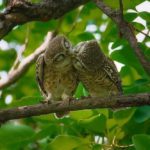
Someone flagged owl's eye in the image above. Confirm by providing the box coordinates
[55,54,65,62]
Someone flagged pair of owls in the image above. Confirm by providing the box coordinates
[36,35,122,117]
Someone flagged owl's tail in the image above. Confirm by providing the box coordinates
[55,111,70,118]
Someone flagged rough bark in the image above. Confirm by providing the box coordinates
[0,93,150,122]
[0,0,90,39]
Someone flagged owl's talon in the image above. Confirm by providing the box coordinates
[40,98,52,104]
[60,97,73,106]
[40,100,47,104]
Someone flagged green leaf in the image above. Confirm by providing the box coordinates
[111,39,127,49]
[48,135,90,150]
[10,96,41,107]
[77,32,95,42]
[103,0,119,8]
[124,79,150,94]
[139,12,150,21]
[0,49,16,71]
[132,134,150,150]
[92,144,102,150]
[74,145,92,150]
[74,82,89,98]
[132,22,145,31]
[0,123,35,149]
[147,21,150,30]
[111,47,146,77]
[124,12,138,22]
[114,108,135,126]
[104,0,143,9]
[80,2,96,17]
[134,106,150,123]
[70,110,94,120]
[35,124,60,140]
[79,114,106,134]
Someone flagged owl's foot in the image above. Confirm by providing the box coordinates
[40,93,54,104]
[63,97,74,106]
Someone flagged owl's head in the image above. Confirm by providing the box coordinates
[72,40,105,72]
[44,35,72,70]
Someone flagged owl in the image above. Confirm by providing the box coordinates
[36,35,78,118]
[72,40,122,98]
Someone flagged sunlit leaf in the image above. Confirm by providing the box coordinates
[48,135,90,150]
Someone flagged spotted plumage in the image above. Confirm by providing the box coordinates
[72,40,122,98]
[36,35,78,117]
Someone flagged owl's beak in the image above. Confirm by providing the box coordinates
[68,47,75,58]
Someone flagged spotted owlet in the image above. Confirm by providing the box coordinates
[36,35,78,118]
[72,40,122,98]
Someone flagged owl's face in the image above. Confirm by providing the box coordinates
[72,40,105,72]
[44,35,72,70]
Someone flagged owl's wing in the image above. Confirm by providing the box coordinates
[36,54,47,96]
[103,57,123,93]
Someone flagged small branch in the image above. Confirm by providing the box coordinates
[0,32,55,89]
[66,6,84,36]
[112,136,134,149]
[94,0,150,75]
[0,0,89,39]
[9,26,29,72]
[134,28,150,39]
[119,0,123,20]
[0,93,150,122]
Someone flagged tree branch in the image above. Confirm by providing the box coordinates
[0,93,150,122]
[0,0,90,39]
[94,0,150,75]
[0,32,55,89]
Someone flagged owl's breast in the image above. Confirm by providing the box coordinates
[43,66,78,99]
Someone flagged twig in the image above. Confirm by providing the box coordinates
[94,0,150,75]
[134,28,150,39]
[0,32,55,89]
[119,0,123,20]
[66,6,84,36]
[112,136,134,149]
[0,93,150,122]
[9,25,29,72]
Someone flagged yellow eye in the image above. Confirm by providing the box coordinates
[55,54,65,62]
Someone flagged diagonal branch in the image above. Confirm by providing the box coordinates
[0,0,90,39]
[0,93,150,123]
[94,0,150,75]
[0,32,55,89]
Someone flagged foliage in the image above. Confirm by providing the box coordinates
[0,0,150,149]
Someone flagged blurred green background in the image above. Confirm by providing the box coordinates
[0,0,150,149]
